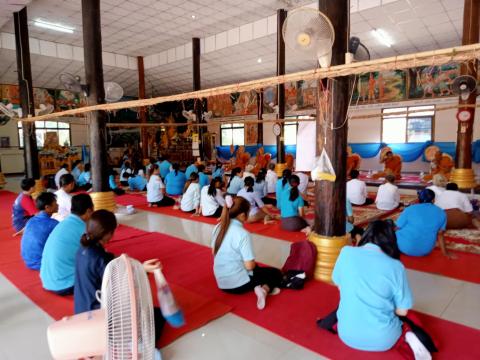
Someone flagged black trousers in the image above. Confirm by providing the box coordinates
[112,187,125,195]
[51,286,74,296]
[222,266,282,294]
[205,206,223,218]
[262,197,277,207]
[150,196,176,207]
[153,306,166,344]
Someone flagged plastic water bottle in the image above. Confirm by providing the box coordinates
[153,269,185,328]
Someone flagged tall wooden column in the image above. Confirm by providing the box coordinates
[257,90,264,145]
[310,0,350,283]
[192,37,204,159]
[276,9,287,166]
[451,0,479,189]
[14,8,39,179]
[81,0,114,210]
[138,56,149,159]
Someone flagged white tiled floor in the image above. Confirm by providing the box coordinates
[1,179,480,359]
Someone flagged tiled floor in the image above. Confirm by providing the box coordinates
[1,179,479,359]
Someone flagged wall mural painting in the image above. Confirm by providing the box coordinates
[263,86,277,113]
[208,91,257,118]
[354,70,406,104]
[0,84,21,104]
[263,80,317,114]
[408,64,459,99]
[245,123,258,145]
[55,90,82,112]
[33,88,55,106]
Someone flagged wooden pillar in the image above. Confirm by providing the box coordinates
[276,9,287,165]
[451,0,479,188]
[14,8,39,179]
[81,0,115,210]
[310,0,350,283]
[192,37,204,159]
[257,90,264,145]
[138,56,149,159]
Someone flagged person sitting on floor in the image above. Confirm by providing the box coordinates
[212,163,225,180]
[254,169,276,206]
[147,164,176,207]
[185,161,198,180]
[164,163,186,196]
[317,220,435,359]
[158,155,172,179]
[127,169,148,192]
[197,164,210,189]
[242,164,255,179]
[375,174,400,211]
[238,177,277,224]
[427,174,447,203]
[346,198,364,243]
[108,169,125,196]
[347,170,372,206]
[226,167,244,195]
[200,177,226,218]
[265,163,277,195]
[53,174,75,222]
[145,157,156,177]
[21,192,59,270]
[73,209,166,359]
[396,189,451,258]
[54,163,69,189]
[280,175,311,234]
[180,172,201,215]
[276,169,292,211]
[77,163,92,190]
[435,183,479,230]
[295,171,310,197]
[12,178,38,232]
[40,194,94,295]
[211,196,282,310]
[119,161,132,186]
[71,160,83,183]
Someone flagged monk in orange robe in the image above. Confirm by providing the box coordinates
[232,146,250,170]
[423,151,454,182]
[346,147,362,177]
[373,151,402,180]
[252,147,271,175]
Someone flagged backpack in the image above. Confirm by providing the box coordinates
[282,240,317,279]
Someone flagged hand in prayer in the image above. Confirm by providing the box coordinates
[143,259,162,273]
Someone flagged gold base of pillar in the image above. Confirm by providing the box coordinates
[275,163,287,177]
[450,168,477,189]
[309,232,349,284]
[0,172,6,188]
[90,191,117,212]
[32,179,45,200]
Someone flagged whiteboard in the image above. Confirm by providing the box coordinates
[295,121,316,171]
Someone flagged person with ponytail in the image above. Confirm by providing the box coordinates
[197,164,210,188]
[238,177,277,224]
[280,174,311,233]
[200,177,225,218]
[275,168,292,210]
[147,164,176,207]
[211,197,282,310]
[180,172,201,214]
[226,167,244,195]
[165,163,186,196]
[254,168,277,206]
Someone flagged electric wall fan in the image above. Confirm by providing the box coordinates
[60,73,124,102]
[452,75,477,101]
[0,103,18,125]
[349,36,371,61]
[104,81,124,102]
[282,7,335,68]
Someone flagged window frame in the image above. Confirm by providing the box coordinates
[17,120,72,149]
[381,105,435,143]
[220,122,245,146]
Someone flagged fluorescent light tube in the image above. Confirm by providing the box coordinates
[372,28,392,48]
[34,19,74,34]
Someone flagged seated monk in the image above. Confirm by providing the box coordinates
[346,147,362,178]
[232,146,251,170]
[423,150,454,182]
[285,153,294,170]
[372,150,402,180]
[252,147,271,175]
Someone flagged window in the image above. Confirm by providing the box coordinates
[283,116,313,145]
[220,123,244,146]
[382,105,434,143]
[18,121,71,148]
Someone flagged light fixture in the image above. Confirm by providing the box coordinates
[191,15,196,19]
[372,28,392,48]
[33,19,74,34]
[257,57,262,63]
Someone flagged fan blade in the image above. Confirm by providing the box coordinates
[104,82,124,102]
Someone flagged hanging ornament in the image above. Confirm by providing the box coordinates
[311,148,336,182]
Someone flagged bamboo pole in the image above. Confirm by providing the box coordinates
[16,43,480,123]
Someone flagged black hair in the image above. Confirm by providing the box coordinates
[60,173,75,187]
[208,177,222,197]
[72,160,82,168]
[418,189,435,204]
[109,168,118,176]
[149,157,156,164]
[149,163,159,177]
[80,210,117,247]
[197,164,205,173]
[172,163,179,176]
[282,169,292,187]
[244,176,254,192]
[289,174,300,201]
[385,174,396,184]
[84,163,91,172]
[183,172,199,193]
[358,220,400,260]
[228,167,242,188]
[20,178,35,191]
[446,182,459,191]
[268,163,276,170]
[215,163,222,170]
[60,163,68,169]
[124,172,133,179]
[35,192,56,210]
[350,169,359,179]
[71,193,94,216]
[124,161,131,169]
[256,169,266,183]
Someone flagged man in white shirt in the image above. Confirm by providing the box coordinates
[54,164,69,189]
[427,173,447,201]
[266,163,277,194]
[295,171,310,196]
[347,170,372,206]
[375,175,400,211]
[435,183,478,229]
[52,173,75,221]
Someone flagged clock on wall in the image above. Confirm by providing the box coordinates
[457,109,472,122]
[273,122,282,136]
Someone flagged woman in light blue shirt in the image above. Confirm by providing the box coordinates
[164,163,186,196]
[226,167,244,195]
[280,175,310,233]
[211,197,282,310]
[212,163,224,180]
[71,160,83,182]
[197,164,210,188]
[254,169,276,206]
[275,169,292,210]
[77,163,92,190]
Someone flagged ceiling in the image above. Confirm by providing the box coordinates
[0,0,32,29]
[0,0,466,98]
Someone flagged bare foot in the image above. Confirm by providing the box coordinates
[301,226,312,236]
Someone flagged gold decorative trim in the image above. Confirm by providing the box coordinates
[275,163,287,177]
[90,191,117,212]
[32,179,45,200]
[450,168,477,189]
[309,232,349,284]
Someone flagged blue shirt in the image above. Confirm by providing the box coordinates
[346,199,354,233]
[275,179,291,210]
[185,164,198,179]
[212,168,224,179]
[40,214,86,291]
[77,171,91,186]
[227,176,244,195]
[199,172,210,188]
[280,191,304,218]
[109,175,117,190]
[253,181,267,198]
[165,171,186,195]
[128,175,147,191]
[396,203,447,257]
[212,219,255,289]
[21,211,59,270]
[74,244,115,314]
[333,244,413,351]
[72,167,82,182]
[159,160,172,179]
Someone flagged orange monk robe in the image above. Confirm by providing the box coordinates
[423,154,454,181]
[346,154,361,177]
[373,155,402,180]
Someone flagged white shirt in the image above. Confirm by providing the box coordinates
[435,190,473,213]
[295,172,309,194]
[253,180,267,198]
[427,185,445,202]
[242,171,255,180]
[347,178,368,205]
[181,183,201,212]
[120,168,132,182]
[200,186,225,216]
[147,174,165,203]
[54,168,69,189]
[238,188,264,216]
[375,183,400,211]
[266,169,277,194]
[53,188,72,221]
